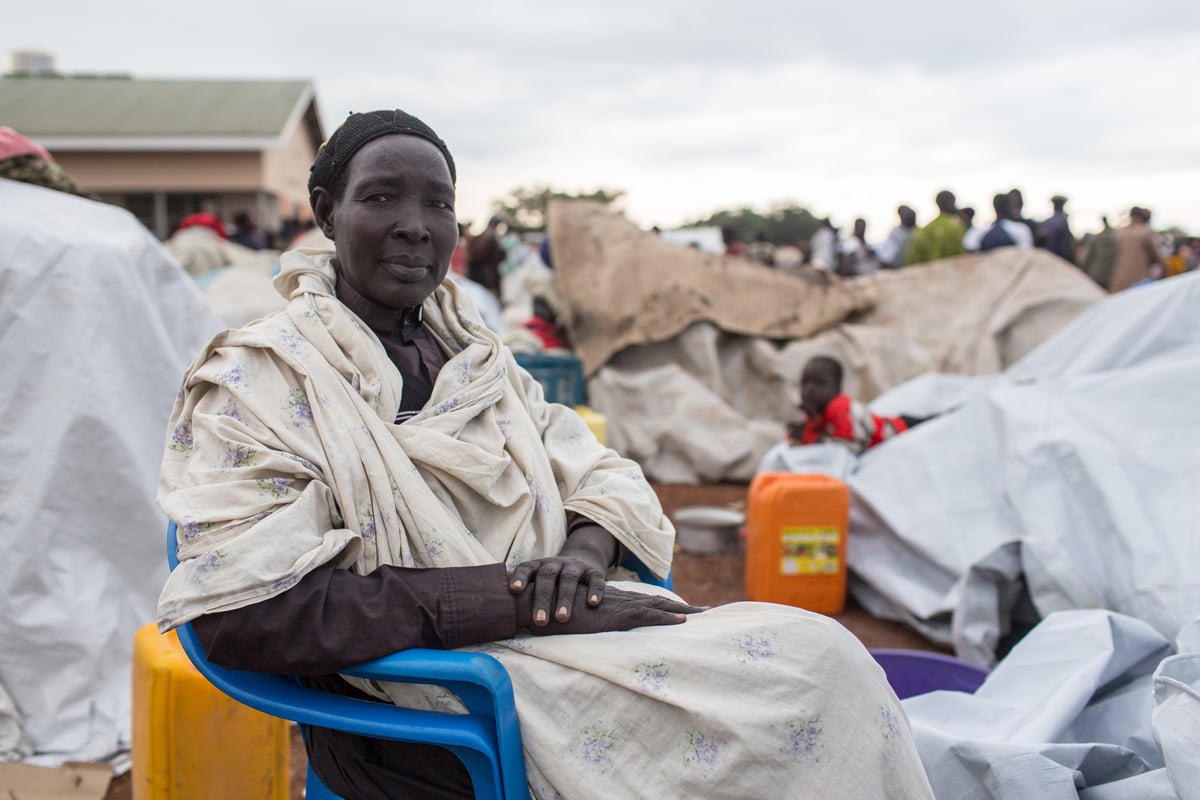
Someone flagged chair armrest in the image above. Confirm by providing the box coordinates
[341,648,523,772]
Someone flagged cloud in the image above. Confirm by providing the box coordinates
[5,0,1198,232]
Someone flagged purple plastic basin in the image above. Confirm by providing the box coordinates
[869,648,989,699]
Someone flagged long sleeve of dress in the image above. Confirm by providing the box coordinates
[192,560,516,675]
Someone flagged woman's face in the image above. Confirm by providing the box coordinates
[319,134,458,309]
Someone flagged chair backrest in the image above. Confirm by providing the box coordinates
[869,648,989,699]
[166,521,528,800]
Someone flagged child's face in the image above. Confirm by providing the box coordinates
[800,362,839,418]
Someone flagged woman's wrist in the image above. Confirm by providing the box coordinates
[562,522,619,570]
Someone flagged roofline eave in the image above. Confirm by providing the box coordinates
[35,136,279,152]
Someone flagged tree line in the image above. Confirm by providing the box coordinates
[492,184,823,244]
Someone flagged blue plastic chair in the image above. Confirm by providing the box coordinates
[868,648,989,699]
[166,520,671,799]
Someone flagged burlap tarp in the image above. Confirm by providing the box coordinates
[546,199,873,374]
[546,200,1106,482]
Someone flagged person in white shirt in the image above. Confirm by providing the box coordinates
[876,205,917,268]
[975,193,1034,252]
[809,218,838,270]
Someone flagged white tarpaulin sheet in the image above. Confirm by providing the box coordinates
[845,271,1200,665]
[0,179,224,764]
[903,610,1200,800]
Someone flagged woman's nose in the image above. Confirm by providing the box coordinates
[390,211,429,242]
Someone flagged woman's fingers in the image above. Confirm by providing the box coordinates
[553,563,583,622]
[531,559,563,626]
[584,568,606,607]
[508,560,541,593]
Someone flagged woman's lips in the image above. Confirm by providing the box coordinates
[380,257,431,281]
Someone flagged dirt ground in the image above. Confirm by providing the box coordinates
[107,483,940,799]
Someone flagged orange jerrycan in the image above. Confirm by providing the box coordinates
[132,623,289,800]
[744,472,850,614]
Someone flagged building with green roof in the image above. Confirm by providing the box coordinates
[0,74,324,238]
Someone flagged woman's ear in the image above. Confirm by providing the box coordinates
[311,188,335,240]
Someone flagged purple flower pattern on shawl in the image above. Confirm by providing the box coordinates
[575,726,618,775]
[221,443,258,470]
[278,328,306,354]
[779,714,824,764]
[879,705,902,743]
[455,358,472,386]
[256,477,292,499]
[218,398,246,423]
[285,387,314,430]
[215,364,247,388]
[434,395,463,416]
[422,687,456,713]
[180,518,210,542]
[358,504,376,543]
[167,421,194,454]
[525,474,550,515]
[633,660,670,696]
[192,550,227,578]
[683,729,726,779]
[735,629,779,664]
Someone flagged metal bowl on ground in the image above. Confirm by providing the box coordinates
[672,506,745,555]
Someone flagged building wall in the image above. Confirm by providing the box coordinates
[54,151,265,193]
[262,122,319,214]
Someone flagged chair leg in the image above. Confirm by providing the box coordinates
[304,762,343,800]
[449,745,512,800]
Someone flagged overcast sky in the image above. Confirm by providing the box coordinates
[6,0,1199,238]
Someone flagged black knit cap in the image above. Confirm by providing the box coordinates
[308,109,456,196]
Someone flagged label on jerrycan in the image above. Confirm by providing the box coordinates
[780,526,840,575]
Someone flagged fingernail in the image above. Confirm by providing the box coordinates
[511,580,523,590]
[675,614,687,622]
[557,606,568,620]
[535,610,547,625]
[589,594,599,605]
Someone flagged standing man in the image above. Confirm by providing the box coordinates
[1008,188,1038,242]
[1081,216,1118,288]
[978,193,1034,252]
[837,218,877,276]
[1109,207,1164,292]
[905,190,965,265]
[809,218,839,271]
[877,205,917,268]
[1037,195,1076,264]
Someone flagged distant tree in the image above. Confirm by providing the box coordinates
[492,185,625,232]
[684,203,824,245]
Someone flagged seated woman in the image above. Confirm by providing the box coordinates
[156,110,933,800]
[788,356,926,456]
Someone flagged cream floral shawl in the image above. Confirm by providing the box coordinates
[157,249,673,628]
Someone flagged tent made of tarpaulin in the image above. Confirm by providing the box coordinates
[846,271,1200,666]
[0,179,224,764]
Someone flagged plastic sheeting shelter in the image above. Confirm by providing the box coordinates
[848,271,1200,667]
[0,179,224,764]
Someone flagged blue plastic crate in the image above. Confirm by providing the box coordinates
[514,353,586,406]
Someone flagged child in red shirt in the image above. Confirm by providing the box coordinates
[787,356,916,455]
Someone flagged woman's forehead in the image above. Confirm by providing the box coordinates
[344,134,453,187]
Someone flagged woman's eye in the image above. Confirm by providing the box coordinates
[364,194,390,203]
[429,200,453,211]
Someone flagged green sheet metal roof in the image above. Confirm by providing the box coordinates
[0,76,315,140]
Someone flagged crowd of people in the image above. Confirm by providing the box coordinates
[722,188,1198,294]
